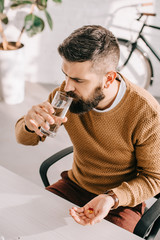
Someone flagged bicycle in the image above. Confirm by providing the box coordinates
[110,3,160,89]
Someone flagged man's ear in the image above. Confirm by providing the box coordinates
[104,71,117,88]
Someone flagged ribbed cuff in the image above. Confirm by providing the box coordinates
[25,125,35,133]
[111,187,130,207]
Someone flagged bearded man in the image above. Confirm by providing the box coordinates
[15,25,160,233]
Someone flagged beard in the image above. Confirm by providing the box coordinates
[66,86,105,114]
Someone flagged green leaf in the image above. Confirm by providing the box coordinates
[52,0,62,3]
[44,9,53,30]
[36,0,47,10]
[11,0,33,8]
[24,13,45,37]
[0,0,4,13]
[0,13,8,24]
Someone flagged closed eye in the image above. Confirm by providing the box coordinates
[62,69,85,83]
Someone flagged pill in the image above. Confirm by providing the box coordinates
[88,207,94,214]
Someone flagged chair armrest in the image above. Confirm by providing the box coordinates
[39,146,73,187]
[134,198,160,239]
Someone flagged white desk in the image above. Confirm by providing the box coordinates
[0,166,143,240]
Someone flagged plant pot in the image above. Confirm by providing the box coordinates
[0,42,25,105]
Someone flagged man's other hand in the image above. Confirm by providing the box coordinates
[69,194,114,226]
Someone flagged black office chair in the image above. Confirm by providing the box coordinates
[39,146,160,240]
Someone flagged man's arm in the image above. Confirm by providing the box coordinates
[70,112,160,226]
[112,114,160,207]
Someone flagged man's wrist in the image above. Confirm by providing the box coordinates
[104,190,119,209]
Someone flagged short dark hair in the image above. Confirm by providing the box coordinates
[58,25,120,73]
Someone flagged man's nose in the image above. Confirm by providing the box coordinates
[64,78,75,92]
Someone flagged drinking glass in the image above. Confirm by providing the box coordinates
[40,91,72,137]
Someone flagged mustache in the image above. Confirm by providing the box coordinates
[66,91,80,99]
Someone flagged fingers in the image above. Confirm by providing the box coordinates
[40,101,55,115]
[24,101,68,136]
[69,207,91,226]
[71,207,84,213]
[32,104,55,125]
[62,116,68,123]
[25,102,53,130]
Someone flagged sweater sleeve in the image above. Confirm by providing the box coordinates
[112,113,160,207]
[15,117,46,145]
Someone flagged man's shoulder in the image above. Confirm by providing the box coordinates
[123,76,160,115]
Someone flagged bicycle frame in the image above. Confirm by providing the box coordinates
[121,16,160,68]
[139,24,160,61]
[115,3,159,88]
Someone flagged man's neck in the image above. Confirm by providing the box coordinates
[96,79,120,110]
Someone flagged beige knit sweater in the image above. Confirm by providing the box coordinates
[15,77,160,207]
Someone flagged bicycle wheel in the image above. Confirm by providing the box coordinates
[117,38,153,89]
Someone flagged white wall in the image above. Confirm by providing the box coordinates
[2,0,160,97]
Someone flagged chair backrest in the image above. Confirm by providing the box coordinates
[39,146,160,240]
[134,196,160,240]
[39,146,73,187]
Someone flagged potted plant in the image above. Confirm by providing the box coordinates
[0,0,62,104]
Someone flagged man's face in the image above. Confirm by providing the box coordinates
[62,59,105,114]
